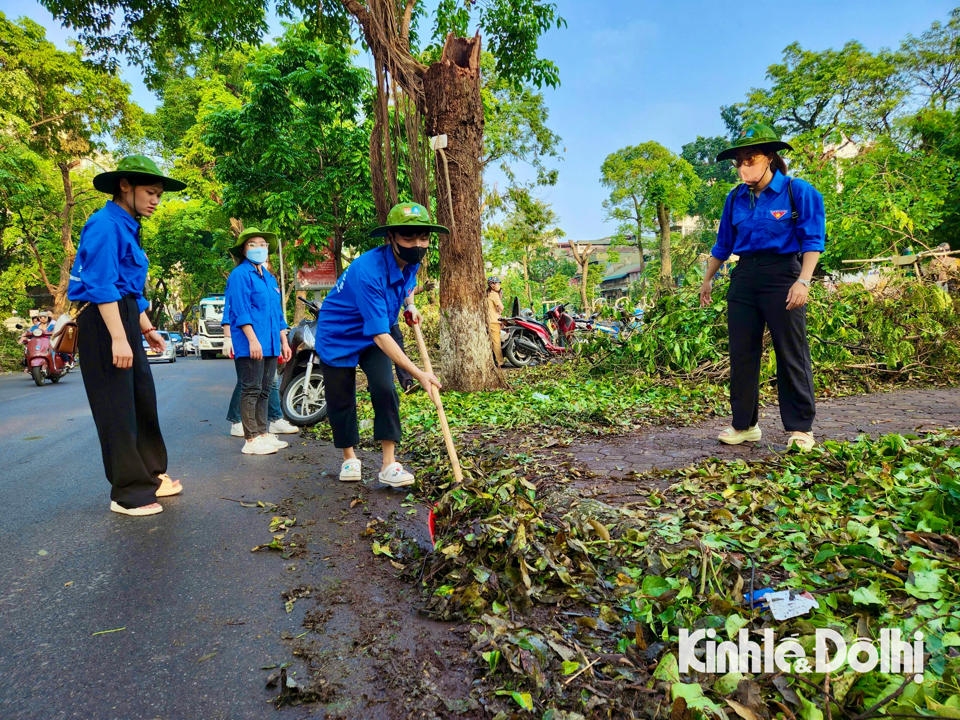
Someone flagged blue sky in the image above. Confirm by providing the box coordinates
[5,0,959,240]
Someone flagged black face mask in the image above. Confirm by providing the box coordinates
[393,241,428,265]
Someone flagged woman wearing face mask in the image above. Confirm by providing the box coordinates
[67,155,186,516]
[699,124,825,452]
[315,202,443,487]
[224,228,292,455]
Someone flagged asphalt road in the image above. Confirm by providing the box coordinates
[0,356,311,719]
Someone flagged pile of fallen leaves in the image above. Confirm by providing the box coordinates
[381,430,960,718]
[583,280,960,392]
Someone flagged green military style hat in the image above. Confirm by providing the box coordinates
[715,123,794,162]
[93,155,187,194]
[229,227,279,258]
[369,202,450,238]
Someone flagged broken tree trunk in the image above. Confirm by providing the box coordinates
[569,241,594,312]
[424,34,505,391]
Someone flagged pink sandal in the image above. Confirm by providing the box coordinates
[157,473,183,497]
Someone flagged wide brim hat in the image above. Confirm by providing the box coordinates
[370,201,450,238]
[229,227,279,258]
[93,155,187,194]
[715,123,794,162]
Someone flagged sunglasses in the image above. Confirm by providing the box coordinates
[731,153,768,168]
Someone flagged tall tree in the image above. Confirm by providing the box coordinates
[203,27,377,279]
[901,9,960,110]
[734,41,905,170]
[485,190,561,307]
[480,50,562,208]
[568,240,595,312]
[40,0,565,392]
[601,143,699,285]
[600,150,653,276]
[0,14,139,310]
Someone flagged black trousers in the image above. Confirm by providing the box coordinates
[320,344,401,449]
[235,356,278,440]
[390,323,414,388]
[77,297,166,508]
[727,253,816,432]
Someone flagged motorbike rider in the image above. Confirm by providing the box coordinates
[315,201,443,487]
[486,277,504,366]
[20,311,54,342]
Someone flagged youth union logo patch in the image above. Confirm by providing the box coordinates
[770,210,788,220]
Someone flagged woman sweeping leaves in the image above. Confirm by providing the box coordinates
[315,202,443,487]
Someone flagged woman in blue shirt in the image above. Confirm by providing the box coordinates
[699,124,825,452]
[223,228,292,455]
[67,156,186,516]
[316,202,442,487]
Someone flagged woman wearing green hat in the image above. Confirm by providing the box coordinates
[699,124,825,452]
[68,155,187,516]
[223,228,292,455]
[315,201,444,487]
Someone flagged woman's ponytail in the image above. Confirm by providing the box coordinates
[769,152,788,176]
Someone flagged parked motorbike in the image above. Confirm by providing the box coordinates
[543,303,577,348]
[500,312,567,367]
[17,325,70,386]
[594,307,644,340]
[279,296,327,427]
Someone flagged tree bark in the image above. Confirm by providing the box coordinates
[569,241,594,312]
[656,202,672,285]
[54,160,80,312]
[423,34,506,391]
[522,247,532,307]
[633,196,646,275]
[333,228,345,278]
[17,211,57,297]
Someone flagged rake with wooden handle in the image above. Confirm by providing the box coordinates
[411,321,463,484]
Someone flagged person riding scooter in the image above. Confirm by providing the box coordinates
[20,312,54,342]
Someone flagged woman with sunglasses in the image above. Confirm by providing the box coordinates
[315,202,443,487]
[699,124,825,452]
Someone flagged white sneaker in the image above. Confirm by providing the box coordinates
[261,433,289,449]
[378,462,415,488]
[242,437,278,455]
[269,418,299,434]
[230,422,244,437]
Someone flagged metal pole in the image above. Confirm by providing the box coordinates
[278,236,287,323]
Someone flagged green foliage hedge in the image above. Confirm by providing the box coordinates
[585,281,960,388]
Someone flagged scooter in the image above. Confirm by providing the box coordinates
[18,325,70,386]
[500,312,567,367]
[544,303,577,348]
[279,296,327,427]
[594,307,644,340]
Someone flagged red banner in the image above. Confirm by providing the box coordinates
[296,238,337,290]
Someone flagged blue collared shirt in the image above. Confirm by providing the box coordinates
[711,170,826,261]
[224,260,287,358]
[316,245,419,367]
[68,201,151,313]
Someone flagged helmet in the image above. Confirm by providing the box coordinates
[488,276,500,285]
